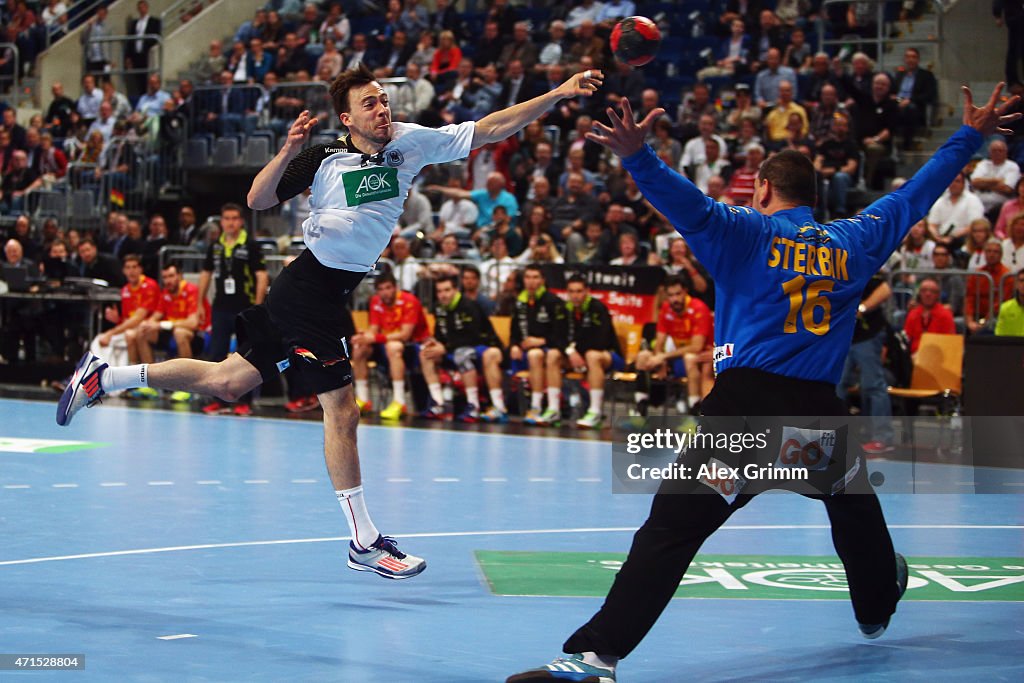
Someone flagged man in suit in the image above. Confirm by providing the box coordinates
[124,0,162,98]
[892,47,938,150]
[499,59,534,110]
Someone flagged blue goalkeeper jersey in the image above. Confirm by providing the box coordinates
[622,125,982,384]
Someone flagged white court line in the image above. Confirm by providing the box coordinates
[52,483,78,488]
[433,477,460,482]
[244,480,269,485]
[529,477,556,482]
[0,524,1020,567]
[482,477,507,482]
[290,479,317,484]
[148,481,174,486]
[100,482,127,487]
[196,480,221,485]
[157,634,197,640]
[387,477,413,483]
[3,484,30,489]
[576,478,602,483]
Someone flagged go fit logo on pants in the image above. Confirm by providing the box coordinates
[774,426,836,472]
[698,457,747,504]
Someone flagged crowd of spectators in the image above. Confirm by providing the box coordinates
[2,0,1024,425]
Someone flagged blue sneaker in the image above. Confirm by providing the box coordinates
[455,403,480,423]
[858,552,908,639]
[347,535,426,580]
[56,352,108,426]
[506,654,615,682]
[480,406,509,423]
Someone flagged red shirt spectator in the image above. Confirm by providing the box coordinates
[725,144,764,206]
[656,295,713,350]
[369,289,429,342]
[903,278,956,353]
[965,239,1014,332]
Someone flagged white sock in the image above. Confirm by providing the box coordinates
[466,386,480,409]
[634,391,649,403]
[103,364,149,392]
[546,387,561,413]
[580,652,618,670]
[336,486,380,550]
[489,388,507,413]
[355,379,369,403]
[590,389,604,412]
[531,391,543,411]
[428,382,444,405]
[689,394,701,407]
[392,379,405,404]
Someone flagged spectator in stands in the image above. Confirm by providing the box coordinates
[961,217,993,269]
[903,276,956,353]
[608,231,645,266]
[754,47,797,109]
[480,234,518,299]
[566,0,603,29]
[675,84,719,141]
[122,219,147,261]
[45,82,76,139]
[202,70,258,135]
[386,60,434,122]
[396,185,433,241]
[388,235,421,293]
[315,37,343,81]
[320,3,350,49]
[0,150,36,214]
[965,238,1014,334]
[699,18,751,81]
[551,171,601,249]
[927,172,985,249]
[839,51,875,109]
[295,3,322,48]
[494,22,536,75]
[764,80,809,145]
[1,108,24,152]
[782,26,812,72]
[350,270,429,419]
[689,137,732,194]
[177,206,198,246]
[930,243,965,316]
[87,100,116,142]
[893,47,938,151]
[235,9,266,46]
[276,32,310,80]
[462,264,496,316]
[535,20,567,78]
[81,5,111,76]
[101,79,131,120]
[8,2,38,78]
[21,126,41,175]
[679,113,728,169]
[1004,212,1024,272]
[814,111,859,217]
[198,204,267,416]
[567,20,606,72]
[897,219,937,273]
[136,74,170,120]
[725,142,764,206]
[128,261,203,375]
[634,274,714,415]
[3,237,32,270]
[226,41,248,82]
[662,237,713,308]
[0,27,16,89]
[142,213,168,278]
[8,213,40,262]
[261,10,286,51]
[75,236,122,285]
[751,9,786,72]
[430,170,519,230]
[28,132,67,189]
[429,29,461,87]
[995,270,1024,336]
[644,118,681,170]
[971,137,1021,218]
[548,274,622,429]
[995,177,1024,238]
[477,204,523,256]
[378,29,414,78]
[520,204,552,244]
[498,59,535,112]
[432,173,478,244]
[195,40,226,84]
[420,273,503,422]
[837,271,894,454]
[244,38,274,84]
[124,0,161,98]
[523,173,558,220]
[808,82,844,142]
[345,32,374,70]
[725,83,762,133]
[855,72,899,190]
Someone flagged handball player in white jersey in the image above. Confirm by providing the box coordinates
[57,63,605,579]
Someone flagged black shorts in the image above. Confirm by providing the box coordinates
[236,249,365,395]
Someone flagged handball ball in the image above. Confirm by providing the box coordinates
[610,16,662,67]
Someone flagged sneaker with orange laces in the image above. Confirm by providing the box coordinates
[202,401,231,415]
[355,398,374,415]
[232,403,253,417]
[285,395,320,413]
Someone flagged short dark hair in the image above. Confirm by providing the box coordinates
[374,270,397,287]
[758,150,817,207]
[462,264,481,278]
[523,264,545,279]
[330,62,376,115]
[566,274,588,288]
[663,274,690,292]
[220,202,245,217]
[435,273,458,289]
[122,253,142,266]
[162,261,180,273]
[78,237,97,249]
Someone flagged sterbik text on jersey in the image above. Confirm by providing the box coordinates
[766,223,850,281]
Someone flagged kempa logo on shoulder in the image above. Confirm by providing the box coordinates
[713,343,734,363]
[343,166,399,206]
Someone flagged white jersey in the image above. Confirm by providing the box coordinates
[276,121,475,271]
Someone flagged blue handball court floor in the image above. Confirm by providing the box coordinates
[0,397,1021,681]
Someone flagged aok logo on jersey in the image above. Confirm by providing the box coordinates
[343,167,400,206]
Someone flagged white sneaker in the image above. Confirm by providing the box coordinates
[56,352,108,426]
[347,535,426,580]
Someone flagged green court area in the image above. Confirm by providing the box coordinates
[476,552,1024,601]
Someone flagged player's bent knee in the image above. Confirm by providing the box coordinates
[385,340,404,355]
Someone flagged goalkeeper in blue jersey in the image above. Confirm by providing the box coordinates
[508,85,1020,682]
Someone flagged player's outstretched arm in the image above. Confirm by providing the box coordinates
[470,70,603,150]
[247,110,319,210]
